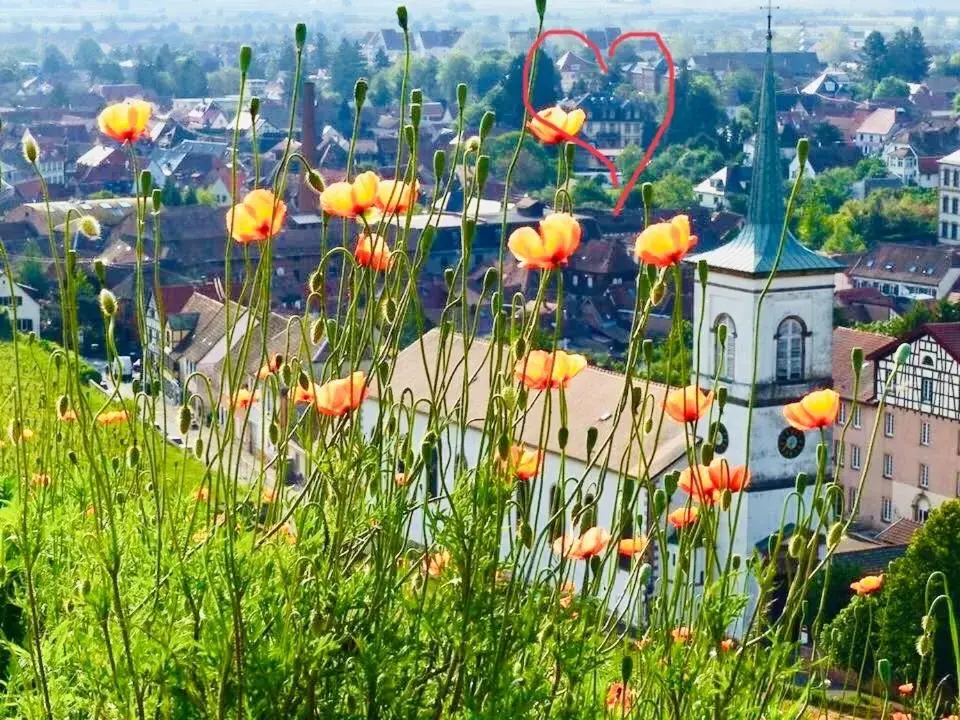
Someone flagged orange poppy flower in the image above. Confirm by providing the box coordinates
[663,385,713,424]
[19,427,34,442]
[257,353,283,380]
[634,214,699,268]
[96,409,128,426]
[898,683,914,697]
[425,549,451,578]
[193,487,210,502]
[319,171,380,218]
[720,638,736,652]
[31,473,51,488]
[678,465,717,505]
[507,213,582,270]
[552,526,612,560]
[850,573,884,596]
[97,99,152,143]
[618,536,649,557]
[354,234,392,271]
[559,580,575,609]
[526,105,586,145]
[394,472,409,487]
[708,457,751,495]
[59,409,78,423]
[514,349,588,390]
[503,445,542,481]
[313,371,367,417]
[261,486,277,503]
[668,506,699,529]
[605,681,633,714]
[85,504,96,517]
[891,714,912,720]
[293,383,317,406]
[231,388,257,411]
[783,389,840,432]
[278,522,297,545]
[226,189,287,244]
[672,626,692,644]
[375,178,419,214]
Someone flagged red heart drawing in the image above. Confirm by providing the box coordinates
[522,29,676,216]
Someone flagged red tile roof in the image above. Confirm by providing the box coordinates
[876,517,922,546]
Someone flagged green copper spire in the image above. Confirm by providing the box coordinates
[685,16,841,276]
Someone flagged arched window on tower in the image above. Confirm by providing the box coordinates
[713,314,736,381]
[775,317,806,382]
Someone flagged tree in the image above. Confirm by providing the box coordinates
[651,174,695,209]
[373,47,391,70]
[886,26,929,82]
[73,38,104,71]
[196,188,216,206]
[570,177,611,207]
[88,190,116,199]
[368,75,393,109]
[410,56,441,101]
[860,31,888,84]
[312,32,330,69]
[437,54,475,107]
[667,66,723,146]
[207,67,242,96]
[330,38,368,100]
[94,61,125,85]
[817,30,853,64]
[41,45,70,75]
[872,76,909,99]
[854,156,888,180]
[174,56,208,97]
[879,501,960,684]
[821,594,881,675]
[161,180,182,207]
[474,55,505,97]
[810,121,844,148]
[723,69,758,106]
[16,258,50,296]
[487,50,559,132]
[181,186,198,205]
[486,131,553,192]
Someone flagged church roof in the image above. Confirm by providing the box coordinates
[687,33,842,277]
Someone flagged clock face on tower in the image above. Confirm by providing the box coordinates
[711,422,729,454]
[777,427,805,459]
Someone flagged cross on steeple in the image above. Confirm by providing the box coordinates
[764,0,780,49]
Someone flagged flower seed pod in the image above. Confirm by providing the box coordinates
[239,45,252,74]
[22,130,39,164]
[354,78,368,107]
[194,437,204,459]
[179,406,191,435]
[78,215,101,240]
[306,168,325,194]
[295,22,307,49]
[98,289,117,317]
[396,5,408,29]
[126,445,140,469]
[826,521,843,549]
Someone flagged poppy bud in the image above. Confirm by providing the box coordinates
[325,319,337,344]
[54,352,64,369]
[194,437,204,459]
[57,394,69,418]
[501,386,517,411]
[719,488,732,510]
[8,419,21,444]
[731,554,741,569]
[410,102,421,127]
[306,168,325,194]
[79,215,101,240]
[249,96,261,117]
[281,363,293,387]
[354,78,368,107]
[787,533,804,559]
[651,281,665,306]
[66,249,76,277]
[152,380,161,397]
[311,318,324,345]
[410,89,422,106]
[433,149,446,179]
[664,471,678,498]
[796,137,809,167]
[98,289,117,317]
[642,339,653,365]
[269,421,279,445]
[443,267,455,289]
[55,431,63,443]
[535,0,546,20]
[298,370,310,391]
[717,322,727,346]
[22,130,39,164]
[795,472,808,494]
[519,522,533,549]
[497,433,510,461]
[558,426,568,449]
[826,522,843,549]
[456,82,467,110]
[921,614,934,633]
[480,111,496,140]
[589,555,602,576]
[817,442,826,467]
[564,141,575,172]
[586,426,598,458]
[876,658,891,686]
[179,406,191,435]
[111,456,121,472]
[139,170,152,197]
[239,45,252,74]
[697,259,709,287]
[641,182,654,209]
[126,445,139,469]
[396,5,408,30]
[309,269,323,294]
[851,347,864,375]
[465,135,481,153]
[621,655,633,683]
[514,337,526,361]
[295,22,307,49]
[68,450,78,465]
[653,488,666,517]
[644,417,653,434]
[463,219,475,254]
[476,154,490,188]
[717,386,728,407]
[479,268,496,297]
[151,187,162,209]
[895,343,911,365]
[700,443,714,466]
[916,634,932,657]
[403,124,415,151]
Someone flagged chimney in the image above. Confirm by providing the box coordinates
[299,81,318,212]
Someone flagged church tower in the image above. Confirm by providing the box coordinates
[685,18,842,563]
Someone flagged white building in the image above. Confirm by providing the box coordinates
[854,108,899,156]
[685,35,843,628]
[362,329,689,624]
[938,149,960,245]
[0,276,40,333]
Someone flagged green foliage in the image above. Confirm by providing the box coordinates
[486,49,559,132]
[486,131,554,192]
[651,174,696,209]
[436,53,475,106]
[72,38,105,71]
[638,320,693,387]
[330,38,369,99]
[855,156,889,180]
[861,31,889,84]
[873,76,909,99]
[667,65,724,146]
[822,594,881,674]
[860,27,930,84]
[805,560,866,630]
[723,69,759,106]
[569,177,611,208]
[855,298,960,336]
[879,501,960,683]
[16,257,50,297]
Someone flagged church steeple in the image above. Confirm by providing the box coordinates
[686,12,841,276]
